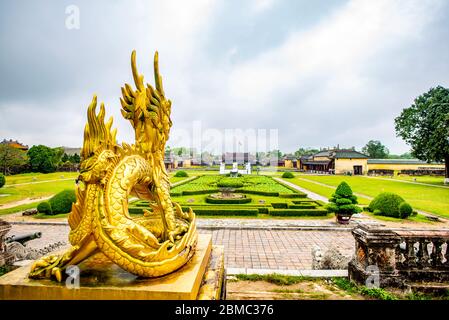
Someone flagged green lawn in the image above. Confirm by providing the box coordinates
[0,179,77,205]
[5,172,78,185]
[284,175,449,218]
[382,175,447,187]
[0,171,194,215]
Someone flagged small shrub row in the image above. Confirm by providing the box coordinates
[278,193,306,198]
[268,208,329,217]
[288,204,316,209]
[174,170,188,177]
[237,189,279,196]
[368,192,413,219]
[37,189,76,215]
[190,208,258,216]
[205,196,252,204]
[281,172,295,179]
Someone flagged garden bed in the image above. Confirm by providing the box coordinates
[129,175,329,218]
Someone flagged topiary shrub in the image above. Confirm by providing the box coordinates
[37,201,52,215]
[281,172,294,179]
[368,192,412,218]
[327,181,361,224]
[48,189,76,215]
[0,173,5,188]
[174,170,188,177]
[217,177,244,188]
[398,202,413,218]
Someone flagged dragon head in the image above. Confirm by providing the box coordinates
[120,51,172,159]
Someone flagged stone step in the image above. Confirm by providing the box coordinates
[408,282,449,295]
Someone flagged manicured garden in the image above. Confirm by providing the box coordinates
[284,175,449,218]
[129,174,329,218]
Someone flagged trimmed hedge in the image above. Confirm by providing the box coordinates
[48,189,76,214]
[278,193,306,198]
[174,170,188,177]
[271,202,288,209]
[281,172,295,179]
[181,189,219,195]
[368,192,411,218]
[268,208,328,217]
[0,173,5,188]
[399,202,413,218]
[37,201,52,215]
[205,196,252,204]
[217,177,244,188]
[288,204,316,209]
[128,207,146,214]
[238,189,279,196]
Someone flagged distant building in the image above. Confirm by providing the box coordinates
[277,154,298,168]
[222,152,256,165]
[367,159,444,176]
[299,148,368,175]
[0,139,29,151]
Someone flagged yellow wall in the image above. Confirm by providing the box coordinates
[284,160,293,168]
[335,158,368,174]
[367,163,444,171]
[181,159,191,168]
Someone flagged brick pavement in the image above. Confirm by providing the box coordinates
[8,224,354,270]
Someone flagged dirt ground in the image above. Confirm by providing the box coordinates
[226,279,363,300]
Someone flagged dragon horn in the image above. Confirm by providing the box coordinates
[131,50,144,91]
[154,51,165,97]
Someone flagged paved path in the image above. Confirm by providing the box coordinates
[0,196,52,210]
[274,177,329,202]
[297,177,373,201]
[7,223,354,270]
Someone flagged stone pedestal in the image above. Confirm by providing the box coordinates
[0,234,226,300]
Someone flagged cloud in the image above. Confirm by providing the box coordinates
[0,0,448,154]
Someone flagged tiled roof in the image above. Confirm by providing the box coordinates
[334,150,368,159]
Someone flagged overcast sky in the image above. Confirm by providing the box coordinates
[1,0,449,155]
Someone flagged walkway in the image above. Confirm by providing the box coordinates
[273,177,329,202]
[7,222,354,270]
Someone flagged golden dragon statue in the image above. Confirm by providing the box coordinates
[28,51,197,281]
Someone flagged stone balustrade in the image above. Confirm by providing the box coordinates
[349,223,449,287]
[0,219,14,267]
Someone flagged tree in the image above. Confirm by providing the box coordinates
[0,144,28,175]
[27,145,62,173]
[388,152,413,159]
[395,86,449,181]
[61,153,70,163]
[71,153,80,163]
[294,147,319,158]
[362,140,389,158]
